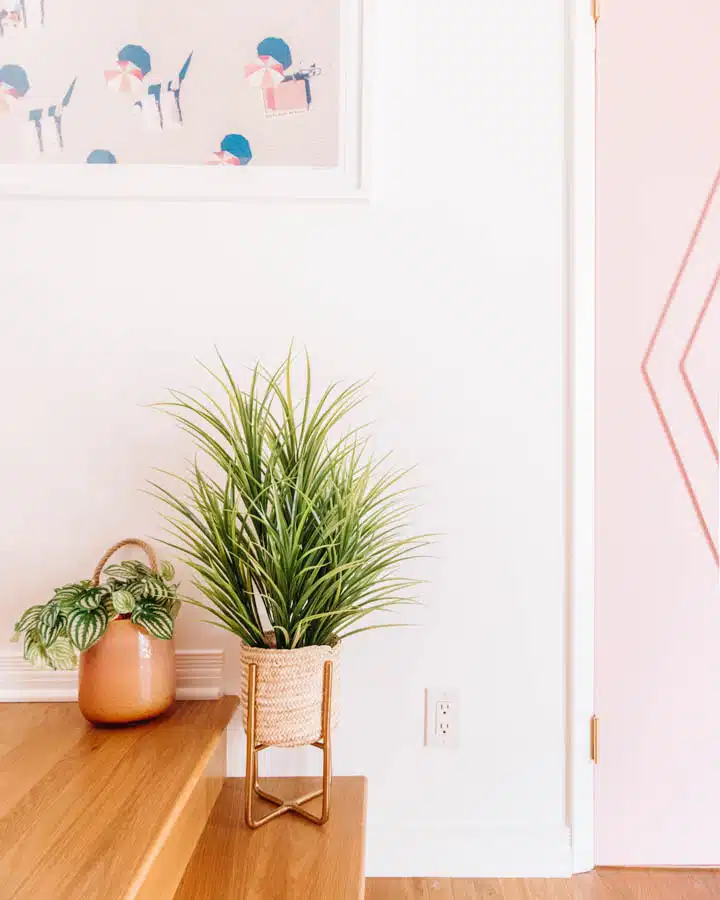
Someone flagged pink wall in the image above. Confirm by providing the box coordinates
[597,0,720,864]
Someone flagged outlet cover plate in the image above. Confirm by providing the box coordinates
[424,687,459,747]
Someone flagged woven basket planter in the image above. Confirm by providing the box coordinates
[239,643,340,748]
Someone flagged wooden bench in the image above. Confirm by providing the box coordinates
[0,699,238,899]
[0,701,367,899]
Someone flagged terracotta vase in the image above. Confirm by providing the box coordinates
[78,619,176,725]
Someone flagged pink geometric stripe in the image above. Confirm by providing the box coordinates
[641,167,720,566]
[679,267,720,462]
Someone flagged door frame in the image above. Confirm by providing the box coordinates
[566,0,596,874]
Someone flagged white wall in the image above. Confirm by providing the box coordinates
[0,0,569,876]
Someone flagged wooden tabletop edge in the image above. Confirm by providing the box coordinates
[123,695,239,898]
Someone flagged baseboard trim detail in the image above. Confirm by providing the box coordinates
[0,649,225,701]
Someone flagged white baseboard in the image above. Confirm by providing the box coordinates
[365,823,573,878]
[0,649,225,701]
[174,650,225,699]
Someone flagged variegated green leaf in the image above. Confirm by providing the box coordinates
[144,578,165,599]
[67,606,109,652]
[77,588,104,610]
[24,630,50,668]
[55,581,92,614]
[38,603,63,645]
[53,581,89,602]
[170,599,182,620]
[160,560,176,582]
[131,604,174,640]
[154,578,173,599]
[102,564,130,583]
[46,636,77,671]
[139,578,170,602]
[57,596,79,614]
[111,590,136,615]
[13,604,44,635]
[124,580,146,599]
[120,560,152,578]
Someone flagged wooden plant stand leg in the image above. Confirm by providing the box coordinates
[244,660,333,829]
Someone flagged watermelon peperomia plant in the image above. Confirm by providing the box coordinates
[10,557,181,670]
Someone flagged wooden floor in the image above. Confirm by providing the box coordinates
[366,872,720,899]
[175,776,367,899]
[0,698,238,900]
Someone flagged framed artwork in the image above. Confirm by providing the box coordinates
[0,0,366,198]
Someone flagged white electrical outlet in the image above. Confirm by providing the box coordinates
[424,688,459,747]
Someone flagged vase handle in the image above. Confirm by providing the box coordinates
[92,538,159,586]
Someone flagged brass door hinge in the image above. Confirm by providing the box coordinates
[590,715,599,764]
[592,0,600,22]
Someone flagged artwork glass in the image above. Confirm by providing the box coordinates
[0,0,345,168]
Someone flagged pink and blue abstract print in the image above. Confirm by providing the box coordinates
[0,0,24,36]
[105,44,193,130]
[0,62,28,111]
[207,133,252,165]
[0,62,77,152]
[245,36,322,117]
[0,0,342,168]
[86,149,117,164]
[28,76,76,151]
[0,0,44,36]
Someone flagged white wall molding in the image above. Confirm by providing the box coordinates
[174,650,226,700]
[0,655,78,701]
[0,649,225,701]
[365,823,572,878]
[565,0,597,874]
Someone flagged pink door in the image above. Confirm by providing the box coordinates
[597,0,720,864]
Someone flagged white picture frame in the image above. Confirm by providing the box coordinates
[0,0,368,200]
